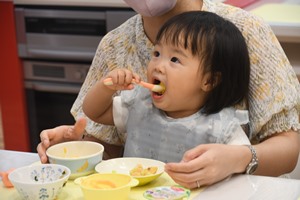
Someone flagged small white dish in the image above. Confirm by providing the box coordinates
[95,157,165,186]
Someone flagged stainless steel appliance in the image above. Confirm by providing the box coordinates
[15,5,135,151]
[15,6,135,61]
[23,60,89,151]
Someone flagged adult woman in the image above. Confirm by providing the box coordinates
[37,0,300,189]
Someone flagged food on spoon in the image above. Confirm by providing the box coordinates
[129,164,158,176]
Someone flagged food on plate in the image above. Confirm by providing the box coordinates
[130,164,158,176]
[74,173,138,200]
[81,178,117,189]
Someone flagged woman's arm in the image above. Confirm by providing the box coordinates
[254,130,300,176]
[165,130,300,189]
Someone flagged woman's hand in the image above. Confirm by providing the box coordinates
[164,144,250,189]
[36,117,87,163]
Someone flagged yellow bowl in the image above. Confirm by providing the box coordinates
[95,157,165,186]
[74,173,138,200]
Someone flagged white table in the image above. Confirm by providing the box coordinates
[0,150,39,172]
[194,174,300,200]
[1,150,300,200]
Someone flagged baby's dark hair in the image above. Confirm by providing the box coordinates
[155,11,250,115]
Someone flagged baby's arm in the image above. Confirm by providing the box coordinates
[82,69,140,125]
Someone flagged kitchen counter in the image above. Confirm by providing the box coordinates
[250,2,300,43]
[249,1,300,73]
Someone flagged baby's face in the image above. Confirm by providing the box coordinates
[147,40,209,119]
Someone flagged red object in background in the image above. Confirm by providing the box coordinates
[224,0,259,8]
[0,1,30,151]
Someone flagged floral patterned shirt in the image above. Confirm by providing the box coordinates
[71,0,300,145]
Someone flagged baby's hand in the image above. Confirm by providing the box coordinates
[104,69,141,91]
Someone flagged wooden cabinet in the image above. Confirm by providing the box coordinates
[0,0,30,151]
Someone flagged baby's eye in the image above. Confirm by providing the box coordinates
[170,57,180,63]
[153,51,160,57]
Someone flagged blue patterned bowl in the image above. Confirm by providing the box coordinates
[8,164,70,200]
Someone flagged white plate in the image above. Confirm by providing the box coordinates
[95,157,165,186]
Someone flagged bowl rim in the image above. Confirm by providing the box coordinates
[46,141,104,160]
[95,157,165,178]
[8,163,71,185]
[74,173,138,191]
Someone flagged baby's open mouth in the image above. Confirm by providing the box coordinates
[153,79,166,96]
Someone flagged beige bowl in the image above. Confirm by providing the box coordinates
[74,173,138,200]
[46,141,104,179]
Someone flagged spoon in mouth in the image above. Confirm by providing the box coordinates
[103,77,165,93]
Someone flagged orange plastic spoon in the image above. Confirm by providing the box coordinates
[103,77,165,93]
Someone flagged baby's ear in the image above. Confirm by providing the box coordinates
[201,72,222,92]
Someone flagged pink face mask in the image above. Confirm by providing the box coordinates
[124,0,177,17]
